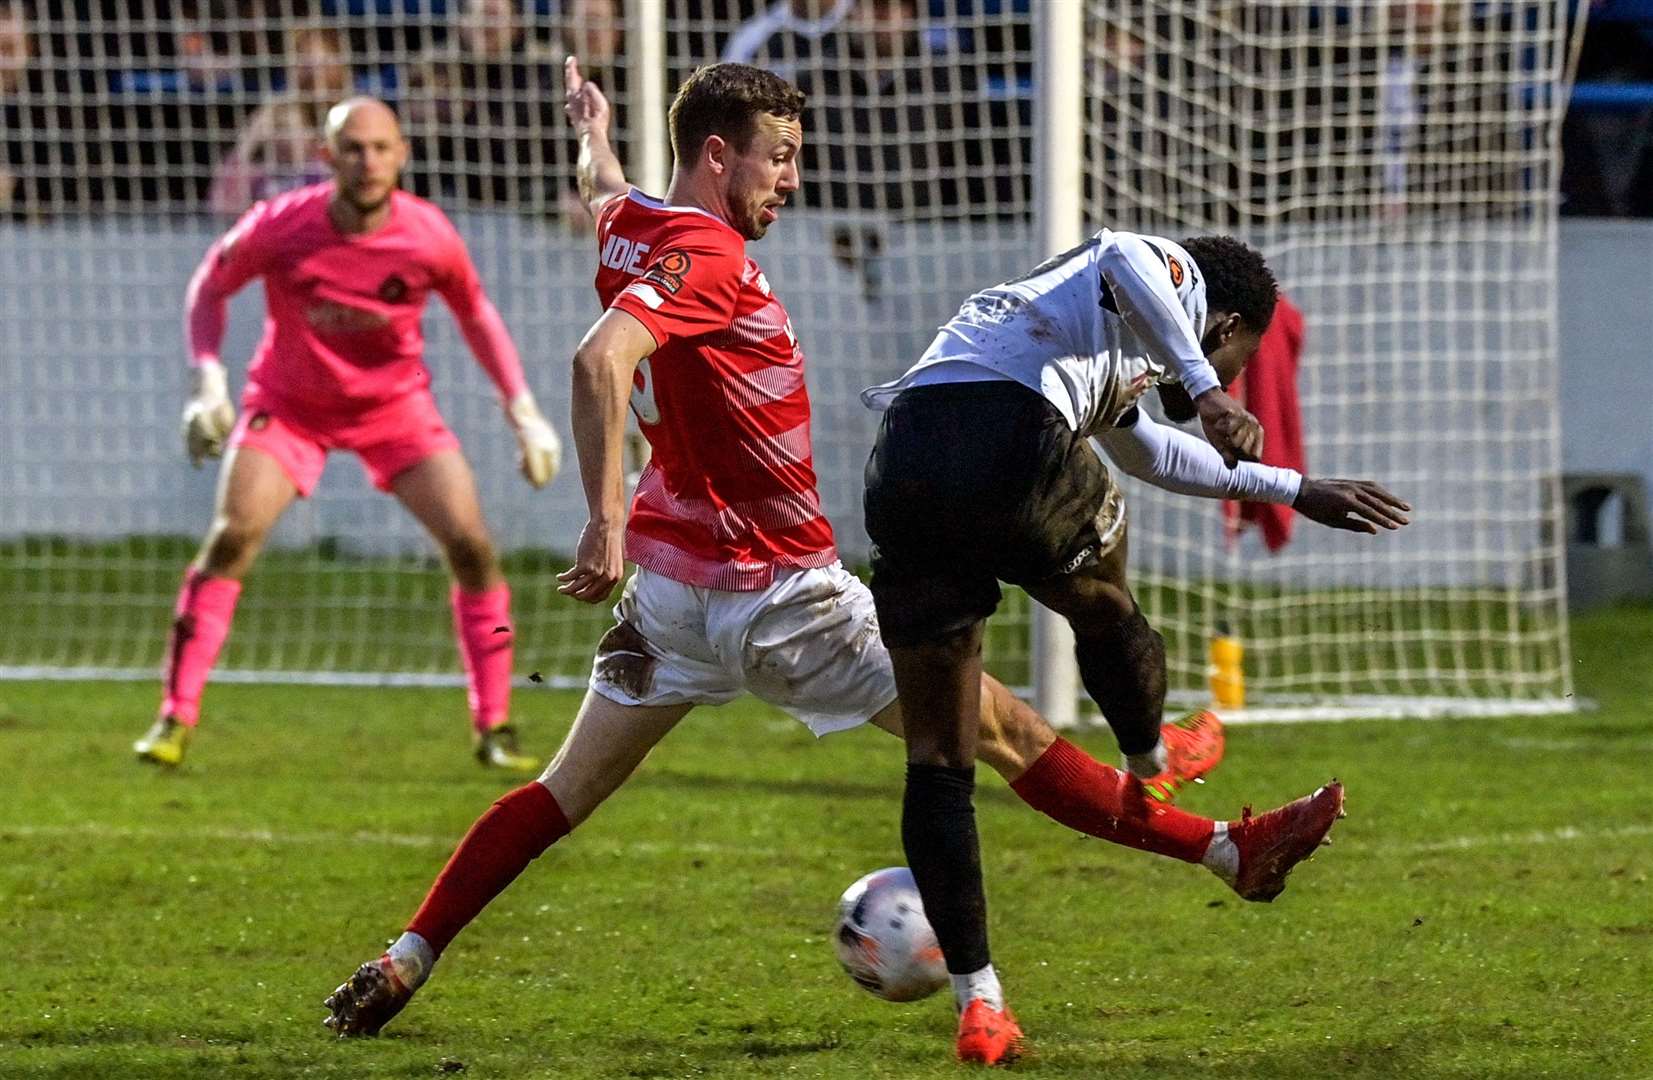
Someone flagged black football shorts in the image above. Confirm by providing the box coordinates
[863,379,1121,648]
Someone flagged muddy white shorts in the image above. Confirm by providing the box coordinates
[587,562,898,736]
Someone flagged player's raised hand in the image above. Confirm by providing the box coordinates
[1293,479,1412,534]
[558,519,626,604]
[181,359,235,467]
[506,391,562,489]
[1195,387,1263,468]
[564,56,611,138]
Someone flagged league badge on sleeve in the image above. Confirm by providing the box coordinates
[641,251,691,296]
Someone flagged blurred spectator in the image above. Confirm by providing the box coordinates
[795,0,1029,222]
[208,24,354,216]
[0,0,29,215]
[1374,1,1468,220]
[566,0,625,76]
[399,0,563,212]
[721,0,855,82]
[175,20,241,92]
[0,0,90,218]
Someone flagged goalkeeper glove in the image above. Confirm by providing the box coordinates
[181,360,235,467]
[507,391,562,489]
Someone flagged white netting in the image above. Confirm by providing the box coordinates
[0,1,1580,714]
[1085,0,1581,715]
[0,0,1041,689]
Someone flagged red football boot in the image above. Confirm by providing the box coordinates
[322,954,415,1037]
[1137,709,1226,803]
[955,998,1024,1066]
[1223,780,1346,902]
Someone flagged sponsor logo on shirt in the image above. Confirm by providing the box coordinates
[305,301,391,333]
[640,250,691,296]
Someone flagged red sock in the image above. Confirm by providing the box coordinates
[407,781,570,955]
[452,584,513,734]
[158,568,242,726]
[1010,738,1214,863]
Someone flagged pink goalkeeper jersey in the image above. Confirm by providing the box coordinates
[185,182,525,420]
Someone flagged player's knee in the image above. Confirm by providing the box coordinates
[1063,580,1137,634]
[1074,607,1165,695]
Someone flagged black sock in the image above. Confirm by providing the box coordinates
[902,762,990,975]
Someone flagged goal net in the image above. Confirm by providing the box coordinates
[0,1,1580,718]
[1085,1,1581,718]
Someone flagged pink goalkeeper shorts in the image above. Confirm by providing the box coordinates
[228,390,461,496]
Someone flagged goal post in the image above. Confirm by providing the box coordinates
[1030,0,1085,730]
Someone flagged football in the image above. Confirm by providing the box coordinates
[832,867,948,1002]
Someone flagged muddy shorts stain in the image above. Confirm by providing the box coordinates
[593,620,658,700]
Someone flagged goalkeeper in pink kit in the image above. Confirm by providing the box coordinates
[133,97,563,771]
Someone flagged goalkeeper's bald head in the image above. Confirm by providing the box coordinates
[321,97,408,215]
[324,96,402,150]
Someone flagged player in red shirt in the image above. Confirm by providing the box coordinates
[131,98,562,772]
[321,64,1341,1062]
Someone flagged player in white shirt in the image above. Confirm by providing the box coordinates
[861,231,1410,1059]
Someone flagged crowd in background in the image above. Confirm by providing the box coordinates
[1,0,1649,224]
[0,0,1038,224]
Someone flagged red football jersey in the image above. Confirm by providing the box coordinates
[595,189,836,591]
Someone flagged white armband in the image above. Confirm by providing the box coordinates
[1099,408,1300,504]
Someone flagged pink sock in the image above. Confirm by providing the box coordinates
[158,569,242,726]
[452,584,512,733]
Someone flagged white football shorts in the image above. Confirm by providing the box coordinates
[587,562,898,736]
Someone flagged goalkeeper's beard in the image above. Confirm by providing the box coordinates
[344,186,394,214]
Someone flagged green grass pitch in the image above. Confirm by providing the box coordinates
[2,606,1650,1079]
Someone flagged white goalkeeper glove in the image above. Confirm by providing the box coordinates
[507,391,563,489]
[181,360,235,467]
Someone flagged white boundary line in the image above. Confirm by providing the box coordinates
[0,665,589,690]
[0,821,801,860]
[7,819,1652,859]
[0,667,1585,722]
[1396,822,1653,854]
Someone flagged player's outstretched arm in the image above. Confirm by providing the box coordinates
[1100,407,1409,532]
[565,55,629,218]
[557,308,657,604]
[1100,406,1292,503]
